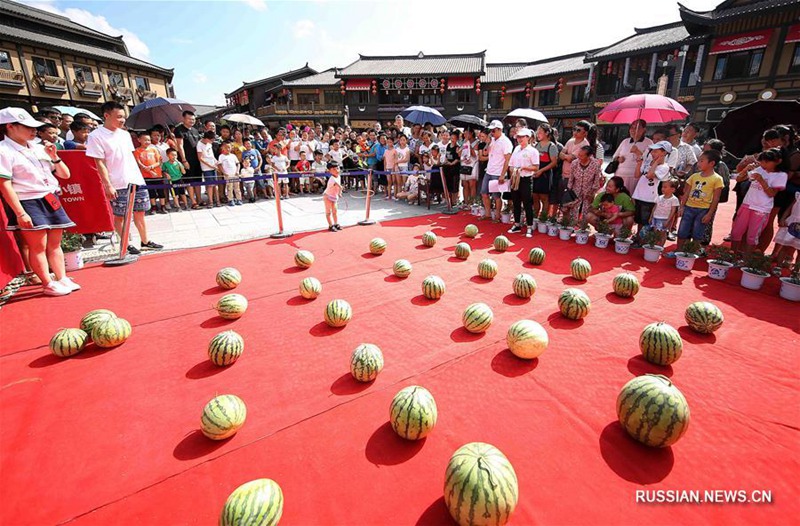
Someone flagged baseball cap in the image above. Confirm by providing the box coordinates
[516,128,532,137]
[327,160,340,169]
[0,107,46,128]
[487,120,504,130]
[649,141,673,153]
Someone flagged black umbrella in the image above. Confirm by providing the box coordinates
[714,100,800,157]
[448,114,488,129]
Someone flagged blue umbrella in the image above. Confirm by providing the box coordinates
[400,105,446,126]
[126,97,195,129]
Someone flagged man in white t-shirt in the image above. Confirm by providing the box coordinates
[481,120,513,221]
[86,101,162,255]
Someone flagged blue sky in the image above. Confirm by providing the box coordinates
[25,0,721,106]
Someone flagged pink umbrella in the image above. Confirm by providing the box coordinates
[597,94,689,124]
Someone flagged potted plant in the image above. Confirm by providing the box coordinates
[706,244,736,280]
[674,240,701,272]
[740,250,772,290]
[779,260,800,302]
[575,219,590,245]
[500,202,512,224]
[594,220,612,248]
[547,215,559,237]
[537,210,549,234]
[641,228,663,263]
[558,215,574,241]
[61,232,84,271]
[614,226,634,255]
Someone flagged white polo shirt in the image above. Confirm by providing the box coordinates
[86,126,145,190]
[486,133,513,176]
[0,137,59,200]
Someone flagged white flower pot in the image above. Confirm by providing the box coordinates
[594,234,611,248]
[547,224,559,237]
[471,205,480,216]
[501,213,511,224]
[64,250,84,271]
[558,228,573,241]
[740,268,769,290]
[531,219,538,229]
[537,222,549,234]
[779,277,800,301]
[575,231,590,245]
[642,245,663,263]
[614,239,632,255]
[675,252,699,271]
[707,260,733,280]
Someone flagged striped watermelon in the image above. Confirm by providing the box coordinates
[612,272,640,298]
[558,288,590,320]
[462,302,493,333]
[507,320,549,359]
[444,442,519,526]
[390,385,437,440]
[49,328,88,358]
[393,259,412,278]
[299,277,322,299]
[464,224,479,238]
[422,275,446,299]
[477,259,498,279]
[422,231,437,247]
[570,257,592,281]
[208,330,244,366]
[294,249,315,269]
[350,343,384,382]
[200,394,247,440]
[324,299,352,327]
[370,237,387,255]
[639,322,683,366]
[220,478,283,526]
[454,242,472,260]
[80,309,117,334]
[528,247,545,265]
[493,235,510,252]
[216,267,242,290]
[92,317,132,348]
[617,374,690,447]
[216,294,248,320]
[512,273,537,298]
[685,301,724,334]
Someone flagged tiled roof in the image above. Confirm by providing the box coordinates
[338,51,485,77]
[679,0,799,24]
[507,54,591,82]
[239,65,316,90]
[0,22,173,75]
[586,23,699,61]
[283,68,339,87]
[0,0,122,44]
[481,63,527,84]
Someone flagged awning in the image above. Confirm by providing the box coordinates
[505,86,526,93]
[345,79,372,91]
[447,77,474,90]
[566,79,589,86]
[787,24,800,44]
[532,84,556,92]
[709,29,773,55]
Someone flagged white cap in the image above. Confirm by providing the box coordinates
[487,120,504,130]
[515,128,532,137]
[0,107,45,128]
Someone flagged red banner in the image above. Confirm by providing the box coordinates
[0,204,24,288]
[59,151,115,234]
[709,29,774,55]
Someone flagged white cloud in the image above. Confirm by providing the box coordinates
[293,20,315,39]
[239,0,267,11]
[192,72,208,84]
[170,37,194,45]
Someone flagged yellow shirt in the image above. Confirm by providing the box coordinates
[229,142,246,162]
[684,171,724,209]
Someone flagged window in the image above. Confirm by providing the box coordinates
[455,90,474,104]
[486,90,502,110]
[0,51,12,71]
[108,71,125,87]
[790,44,800,74]
[296,92,319,105]
[347,91,370,105]
[134,76,150,91]
[712,50,764,80]
[511,91,528,108]
[571,86,586,104]
[32,56,58,77]
[418,94,441,106]
[74,65,94,83]
[538,89,557,107]
[324,90,343,105]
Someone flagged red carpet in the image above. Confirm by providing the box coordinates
[1,209,798,525]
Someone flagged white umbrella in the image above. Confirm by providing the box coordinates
[53,106,102,121]
[504,108,548,125]
[222,113,264,126]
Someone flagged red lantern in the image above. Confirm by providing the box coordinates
[500,96,505,102]
[475,80,481,88]
[476,88,481,94]
[440,87,445,94]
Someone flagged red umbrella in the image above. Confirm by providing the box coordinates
[597,94,689,124]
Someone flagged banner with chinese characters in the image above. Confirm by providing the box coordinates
[59,151,115,234]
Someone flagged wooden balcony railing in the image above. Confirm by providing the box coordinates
[0,69,25,88]
[137,88,158,101]
[256,103,343,117]
[75,79,103,98]
[34,74,67,93]
[108,85,133,101]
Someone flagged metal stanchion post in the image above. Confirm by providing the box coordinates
[440,167,458,215]
[270,172,292,239]
[104,184,139,266]
[358,169,376,225]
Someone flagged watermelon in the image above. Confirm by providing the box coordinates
[558,288,590,320]
[512,273,537,298]
[220,478,283,526]
[92,317,132,348]
[617,374,690,447]
[208,330,244,366]
[201,394,247,440]
[612,272,640,298]
[422,275,446,299]
[464,224,479,238]
[393,259,412,278]
[324,299,352,327]
[639,322,683,366]
[477,259,498,279]
[370,238,387,255]
[454,242,472,260]
[390,385,437,440]
[216,267,242,290]
[294,249,314,269]
[570,257,592,281]
[350,343,384,382]
[80,309,116,334]
[528,247,545,265]
[216,294,248,320]
[462,302,493,333]
[444,442,519,526]
[49,328,88,358]
[299,277,322,299]
[507,320,549,359]
[493,235,510,252]
[685,301,723,334]
[422,231,437,247]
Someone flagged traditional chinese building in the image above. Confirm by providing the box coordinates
[264,68,344,128]
[224,64,317,118]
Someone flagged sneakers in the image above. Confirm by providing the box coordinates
[508,225,522,234]
[333,224,342,231]
[157,208,168,215]
[328,225,337,232]
[526,227,533,238]
[228,201,236,207]
[58,276,81,291]
[141,240,163,250]
[127,245,141,255]
[43,280,71,296]
[667,231,677,241]
[235,200,243,206]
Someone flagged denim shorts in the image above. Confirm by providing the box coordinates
[650,217,669,231]
[111,186,151,217]
[677,205,708,241]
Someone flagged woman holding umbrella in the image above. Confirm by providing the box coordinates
[611,119,652,193]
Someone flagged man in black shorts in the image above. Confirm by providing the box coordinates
[174,111,203,208]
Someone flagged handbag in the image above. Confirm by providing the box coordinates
[604,159,619,174]
[561,188,579,206]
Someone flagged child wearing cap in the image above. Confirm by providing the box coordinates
[323,161,343,231]
[632,141,672,240]
[311,151,327,193]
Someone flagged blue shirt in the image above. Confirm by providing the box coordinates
[63,140,83,150]
[242,148,261,169]
[366,142,379,167]
[375,143,387,163]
